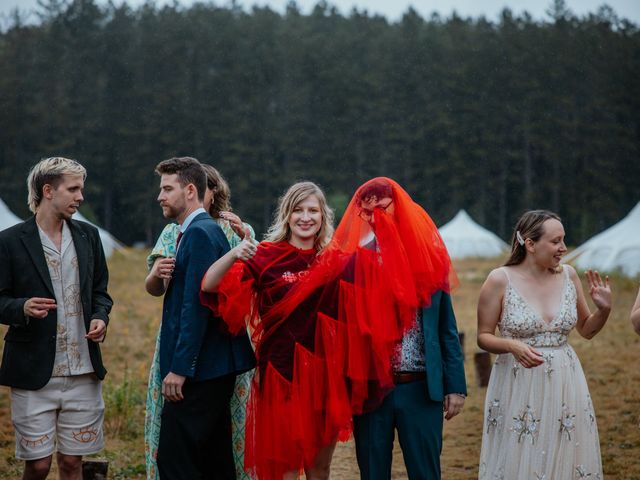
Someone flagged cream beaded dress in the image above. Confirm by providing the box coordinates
[479,267,603,480]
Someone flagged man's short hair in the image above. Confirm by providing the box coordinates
[155,157,207,201]
[27,157,87,213]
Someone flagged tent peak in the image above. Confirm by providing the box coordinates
[439,209,507,259]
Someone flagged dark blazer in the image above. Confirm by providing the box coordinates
[0,216,113,390]
[421,290,467,401]
[159,212,254,382]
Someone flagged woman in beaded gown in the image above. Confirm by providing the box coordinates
[477,210,612,479]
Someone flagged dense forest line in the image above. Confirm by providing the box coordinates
[0,0,638,245]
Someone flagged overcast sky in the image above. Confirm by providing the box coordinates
[0,0,638,23]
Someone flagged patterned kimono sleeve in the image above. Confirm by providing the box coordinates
[218,220,256,249]
[146,223,180,270]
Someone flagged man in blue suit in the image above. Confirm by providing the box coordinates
[352,179,467,480]
[153,157,254,480]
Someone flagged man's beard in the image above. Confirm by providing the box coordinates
[163,204,181,220]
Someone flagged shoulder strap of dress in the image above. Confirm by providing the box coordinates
[500,266,511,284]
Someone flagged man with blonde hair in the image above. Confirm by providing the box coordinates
[0,157,113,480]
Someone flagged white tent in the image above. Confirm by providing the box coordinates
[0,198,22,231]
[439,210,509,259]
[73,211,123,258]
[563,202,640,277]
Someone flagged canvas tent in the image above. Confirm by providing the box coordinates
[438,210,509,259]
[73,211,123,258]
[563,202,640,277]
[0,198,21,231]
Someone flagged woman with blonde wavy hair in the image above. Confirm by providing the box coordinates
[201,181,339,479]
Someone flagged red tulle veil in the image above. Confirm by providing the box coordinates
[202,177,456,479]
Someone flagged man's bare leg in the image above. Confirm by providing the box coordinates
[22,456,52,480]
[57,453,82,480]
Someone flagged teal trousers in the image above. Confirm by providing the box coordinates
[353,380,444,480]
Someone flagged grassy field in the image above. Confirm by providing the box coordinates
[1,250,639,479]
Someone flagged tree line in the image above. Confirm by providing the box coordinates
[0,0,638,246]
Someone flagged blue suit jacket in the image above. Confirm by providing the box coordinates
[420,290,467,401]
[159,212,255,381]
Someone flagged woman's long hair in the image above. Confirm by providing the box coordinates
[264,181,334,251]
[201,164,231,219]
[504,210,561,266]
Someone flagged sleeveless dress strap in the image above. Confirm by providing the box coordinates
[500,266,512,284]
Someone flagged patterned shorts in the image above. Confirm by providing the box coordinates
[11,374,104,460]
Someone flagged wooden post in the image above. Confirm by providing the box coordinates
[474,350,491,387]
[82,460,108,480]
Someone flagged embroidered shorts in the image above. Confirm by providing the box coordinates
[11,374,105,460]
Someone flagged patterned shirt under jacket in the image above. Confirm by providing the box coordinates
[39,221,93,377]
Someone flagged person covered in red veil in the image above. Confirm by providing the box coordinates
[345,178,467,480]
